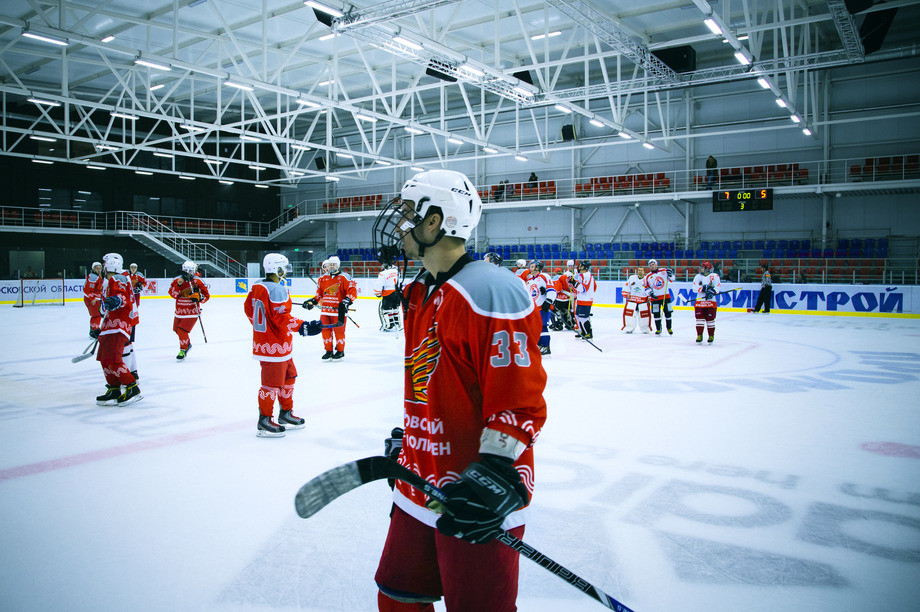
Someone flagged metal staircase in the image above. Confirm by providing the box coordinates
[117,212,246,278]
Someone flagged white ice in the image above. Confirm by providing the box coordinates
[1,296,919,612]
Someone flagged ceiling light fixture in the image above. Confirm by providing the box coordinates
[757,77,770,89]
[179,175,195,180]
[135,59,171,71]
[618,132,632,139]
[515,155,527,162]
[589,119,604,127]
[204,159,222,165]
[775,98,787,108]
[28,97,60,107]
[410,166,424,172]
[459,64,484,78]
[802,128,813,136]
[219,180,234,185]
[111,111,138,121]
[404,126,424,135]
[643,142,655,150]
[101,35,115,43]
[703,19,722,35]
[32,159,54,165]
[447,137,463,145]
[375,160,391,166]
[135,170,153,175]
[318,33,339,41]
[291,144,311,151]
[248,165,266,171]
[255,184,269,189]
[482,146,497,153]
[21,30,68,46]
[790,115,801,123]
[531,31,562,41]
[318,79,334,86]
[554,104,572,114]
[393,35,423,51]
[240,134,263,142]
[296,98,322,109]
[180,124,204,132]
[149,84,166,92]
[290,171,305,176]
[734,49,752,66]
[304,1,344,18]
[325,175,341,181]
[153,152,173,158]
[337,152,353,159]
[224,80,254,91]
[355,114,377,123]
[86,165,106,170]
[30,135,56,142]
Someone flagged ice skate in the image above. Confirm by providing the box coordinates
[331,350,345,361]
[539,345,551,356]
[696,333,703,343]
[321,350,334,361]
[117,382,143,406]
[279,409,305,430]
[96,385,121,406]
[708,334,715,343]
[257,415,285,438]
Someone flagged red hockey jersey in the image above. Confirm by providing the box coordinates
[244,280,304,362]
[393,258,547,531]
[169,276,210,317]
[313,272,357,318]
[83,272,103,301]
[127,272,147,294]
[99,274,137,339]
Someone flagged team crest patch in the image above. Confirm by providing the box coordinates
[236,279,248,293]
[406,324,440,403]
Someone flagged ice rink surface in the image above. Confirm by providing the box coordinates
[1,295,919,612]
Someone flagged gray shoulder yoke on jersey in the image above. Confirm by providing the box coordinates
[447,260,534,319]
[256,280,289,302]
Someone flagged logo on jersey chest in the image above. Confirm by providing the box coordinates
[406,324,441,403]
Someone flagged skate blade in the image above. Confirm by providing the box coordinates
[96,399,118,406]
[257,430,286,438]
[118,394,143,407]
[281,423,305,430]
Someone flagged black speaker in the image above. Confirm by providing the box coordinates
[312,8,334,27]
[561,125,576,142]
[860,8,897,54]
[426,60,457,83]
[315,156,326,171]
[844,0,873,14]
[652,45,697,73]
[512,70,534,86]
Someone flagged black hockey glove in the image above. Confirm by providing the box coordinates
[541,301,551,312]
[384,427,404,490]
[89,328,100,339]
[338,297,353,320]
[299,320,322,336]
[704,284,716,300]
[103,295,122,310]
[429,454,529,544]
[539,286,547,295]
[302,298,317,310]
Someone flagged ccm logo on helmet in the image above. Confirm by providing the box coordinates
[450,187,471,196]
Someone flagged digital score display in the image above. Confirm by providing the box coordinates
[712,188,774,212]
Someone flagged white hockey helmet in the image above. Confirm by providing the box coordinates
[516,259,527,268]
[647,258,658,269]
[263,253,292,277]
[129,263,138,272]
[566,259,575,267]
[102,253,124,274]
[91,261,102,272]
[182,260,197,274]
[321,259,330,273]
[327,256,341,273]
[399,169,482,240]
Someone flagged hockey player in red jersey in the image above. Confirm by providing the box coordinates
[83,261,104,337]
[372,169,547,612]
[303,255,356,360]
[94,253,142,406]
[244,253,322,438]
[693,260,722,343]
[512,258,528,282]
[168,260,210,360]
[127,263,147,306]
[643,258,676,335]
[551,266,574,330]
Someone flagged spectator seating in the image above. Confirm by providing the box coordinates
[322,194,385,213]
[575,174,671,196]
[848,155,919,182]
[694,163,809,189]
[488,181,557,201]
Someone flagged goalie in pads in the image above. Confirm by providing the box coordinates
[622,267,652,333]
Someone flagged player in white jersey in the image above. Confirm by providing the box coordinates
[643,258,676,335]
[570,260,597,339]
[692,260,722,343]
[623,267,652,333]
[525,260,557,355]
[374,263,401,331]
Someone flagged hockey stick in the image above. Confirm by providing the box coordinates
[581,336,603,353]
[195,304,208,343]
[294,457,633,611]
[72,338,98,363]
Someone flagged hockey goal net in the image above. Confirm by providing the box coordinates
[13,278,66,307]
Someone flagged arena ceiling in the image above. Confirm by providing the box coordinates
[0,0,917,187]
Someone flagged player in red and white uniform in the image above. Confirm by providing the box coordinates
[168,260,210,360]
[551,267,574,330]
[372,169,547,611]
[83,261,104,337]
[303,255,357,360]
[512,258,528,282]
[570,260,597,339]
[374,263,401,331]
[244,253,322,438]
[525,259,557,355]
[94,253,142,406]
[693,260,722,343]
[643,258,676,336]
[127,263,147,306]
[623,266,652,333]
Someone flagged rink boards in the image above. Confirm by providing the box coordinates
[2,277,918,316]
